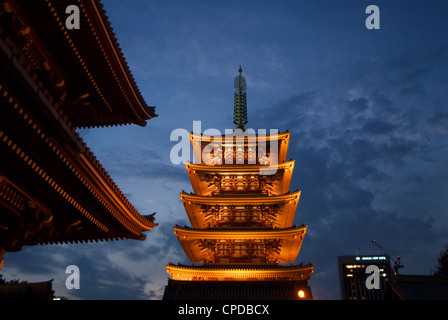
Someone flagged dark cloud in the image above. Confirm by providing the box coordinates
[94,146,188,183]
[347,97,368,115]
[252,42,448,299]
[427,111,448,134]
[251,91,316,131]
[3,246,67,278]
[362,119,396,135]
[114,221,188,264]
[2,228,186,299]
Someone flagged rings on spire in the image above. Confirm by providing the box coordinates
[233,66,247,130]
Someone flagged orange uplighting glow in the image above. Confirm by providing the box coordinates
[298,290,305,299]
[166,263,314,281]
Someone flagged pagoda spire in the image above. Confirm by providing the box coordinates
[233,65,247,130]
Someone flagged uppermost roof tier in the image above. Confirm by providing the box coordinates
[189,131,290,166]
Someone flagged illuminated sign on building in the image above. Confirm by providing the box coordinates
[355,256,387,261]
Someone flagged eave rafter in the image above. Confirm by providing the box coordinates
[174,225,306,240]
[43,0,113,113]
[186,160,294,173]
[180,191,300,206]
[0,129,109,234]
[189,131,291,143]
[50,0,156,124]
[79,0,155,121]
[3,0,156,129]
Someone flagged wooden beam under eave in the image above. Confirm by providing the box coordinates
[0,36,85,154]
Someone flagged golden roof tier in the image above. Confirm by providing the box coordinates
[180,191,300,229]
[173,225,307,264]
[185,160,295,196]
[190,131,290,166]
[166,263,314,282]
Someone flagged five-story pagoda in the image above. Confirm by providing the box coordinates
[163,67,314,300]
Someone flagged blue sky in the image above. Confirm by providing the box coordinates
[2,0,448,300]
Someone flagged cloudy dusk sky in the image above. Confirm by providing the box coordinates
[2,0,448,300]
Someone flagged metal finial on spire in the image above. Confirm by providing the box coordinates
[233,66,247,130]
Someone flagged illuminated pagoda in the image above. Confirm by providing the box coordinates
[163,67,314,300]
[0,0,157,269]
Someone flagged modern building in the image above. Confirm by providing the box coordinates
[338,255,392,300]
[163,67,314,300]
[0,0,157,269]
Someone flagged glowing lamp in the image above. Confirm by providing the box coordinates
[298,290,305,299]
